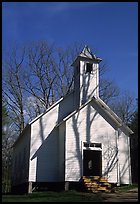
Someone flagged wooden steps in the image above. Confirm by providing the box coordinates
[81,176,112,193]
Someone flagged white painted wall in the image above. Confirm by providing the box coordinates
[65,102,118,183]
[29,93,75,182]
[118,131,132,184]
[80,61,99,102]
[13,47,131,187]
[58,123,65,181]
[12,125,31,186]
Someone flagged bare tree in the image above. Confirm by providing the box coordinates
[2,41,128,131]
[2,47,26,134]
[2,41,137,194]
[2,104,14,193]
[53,44,83,97]
[24,41,84,119]
[99,78,120,104]
[24,41,57,110]
[109,91,136,124]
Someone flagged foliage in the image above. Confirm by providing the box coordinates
[2,104,9,137]
[130,103,138,135]
[2,104,13,193]
[129,103,138,183]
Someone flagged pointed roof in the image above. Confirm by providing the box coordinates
[71,45,102,66]
[13,92,134,148]
[79,46,95,59]
[56,96,134,136]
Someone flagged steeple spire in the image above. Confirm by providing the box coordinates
[72,45,102,107]
[72,45,102,67]
[79,45,102,61]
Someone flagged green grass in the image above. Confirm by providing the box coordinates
[2,190,103,202]
[115,184,138,192]
[3,185,138,202]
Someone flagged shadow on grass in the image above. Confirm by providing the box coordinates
[2,190,103,202]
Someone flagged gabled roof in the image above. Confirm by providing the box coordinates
[28,91,74,125]
[13,92,74,147]
[13,93,133,148]
[56,96,134,135]
[94,97,134,134]
[12,124,30,147]
[29,97,64,125]
[56,98,92,127]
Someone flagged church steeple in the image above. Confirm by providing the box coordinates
[72,46,102,107]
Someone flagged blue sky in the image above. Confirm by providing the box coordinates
[2,2,138,98]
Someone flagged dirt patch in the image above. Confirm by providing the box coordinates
[101,189,138,202]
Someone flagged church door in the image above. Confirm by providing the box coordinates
[83,150,102,176]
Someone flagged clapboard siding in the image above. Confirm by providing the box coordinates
[12,125,31,186]
[65,102,118,183]
[58,123,65,181]
[79,61,99,102]
[29,93,75,182]
[118,132,131,184]
[29,107,59,182]
[12,46,132,190]
[74,61,99,105]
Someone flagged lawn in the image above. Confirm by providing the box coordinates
[2,184,138,202]
[2,190,103,202]
[114,183,138,192]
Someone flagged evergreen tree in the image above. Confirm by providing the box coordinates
[130,102,138,184]
[2,105,9,137]
[2,104,12,193]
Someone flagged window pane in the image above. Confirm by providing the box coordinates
[84,142,89,147]
[90,143,102,148]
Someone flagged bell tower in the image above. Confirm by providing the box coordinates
[72,46,102,108]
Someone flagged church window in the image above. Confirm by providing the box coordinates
[86,63,93,73]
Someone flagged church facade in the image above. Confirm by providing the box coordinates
[11,46,133,193]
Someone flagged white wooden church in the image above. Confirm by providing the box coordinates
[12,46,133,193]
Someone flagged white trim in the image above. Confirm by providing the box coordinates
[81,141,83,177]
[56,96,133,136]
[97,98,134,134]
[82,141,102,177]
[83,147,102,151]
[29,97,63,125]
[115,129,120,186]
